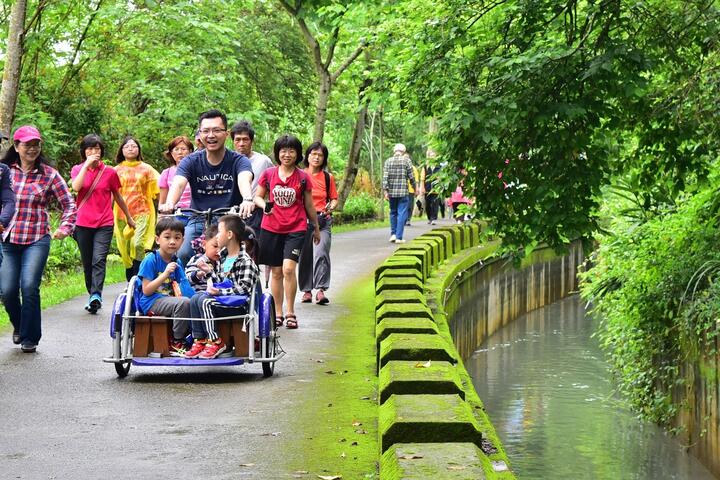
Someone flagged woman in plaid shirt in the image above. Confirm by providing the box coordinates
[0,125,77,353]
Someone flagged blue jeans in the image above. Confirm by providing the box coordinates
[389,196,410,240]
[178,218,205,266]
[1,235,51,345]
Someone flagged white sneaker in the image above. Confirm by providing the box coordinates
[395,239,406,244]
[431,220,437,225]
[389,235,396,243]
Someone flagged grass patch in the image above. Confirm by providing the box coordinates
[283,274,379,479]
[0,260,125,330]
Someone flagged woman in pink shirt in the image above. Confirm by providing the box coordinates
[71,134,135,314]
[158,136,194,219]
[253,134,320,329]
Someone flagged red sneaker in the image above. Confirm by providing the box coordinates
[316,290,329,305]
[301,291,312,303]
[169,340,187,357]
[199,339,227,359]
[184,339,207,359]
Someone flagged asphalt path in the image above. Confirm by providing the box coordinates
[0,219,446,480]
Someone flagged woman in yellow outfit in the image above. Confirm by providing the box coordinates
[113,136,160,281]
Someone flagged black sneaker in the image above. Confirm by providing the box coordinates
[21,342,37,353]
[12,330,20,345]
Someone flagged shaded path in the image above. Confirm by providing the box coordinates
[0,220,447,479]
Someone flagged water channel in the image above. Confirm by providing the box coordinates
[465,296,715,479]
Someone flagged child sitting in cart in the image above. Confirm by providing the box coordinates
[185,215,260,359]
[184,224,222,292]
[137,216,196,357]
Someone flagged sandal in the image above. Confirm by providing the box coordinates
[275,316,285,327]
[285,314,298,329]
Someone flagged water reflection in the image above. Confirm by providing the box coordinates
[466,296,715,480]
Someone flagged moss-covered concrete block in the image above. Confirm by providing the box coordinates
[376,303,434,323]
[434,226,462,252]
[376,317,439,346]
[376,289,427,309]
[377,268,422,282]
[379,394,482,452]
[381,443,491,479]
[376,257,425,284]
[379,333,456,367]
[412,237,443,265]
[379,360,465,404]
[467,222,481,246]
[376,275,424,294]
[423,231,454,258]
[394,247,431,279]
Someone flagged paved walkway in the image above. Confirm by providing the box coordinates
[0,219,447,479]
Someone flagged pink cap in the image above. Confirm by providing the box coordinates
[13,126,42,143]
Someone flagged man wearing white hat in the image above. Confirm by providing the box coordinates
[382,143,416,243]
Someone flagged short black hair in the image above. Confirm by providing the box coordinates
[230,120,255,141]
[304,141,329,170]
[204,224,218,239]
[155,216,186,236]
[273,134,303,165]
[198,109,227,129]
[79,134,105,160]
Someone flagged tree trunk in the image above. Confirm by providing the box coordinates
[313,70,331,143]
[337,74,371,210]
[0,0,28,143]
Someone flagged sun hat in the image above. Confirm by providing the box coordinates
[393,143,406,154]
[13,126,42,143]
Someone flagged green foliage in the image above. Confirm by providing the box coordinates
[579,184,720,424]
[377,0,720,255]
[338,191,378,222]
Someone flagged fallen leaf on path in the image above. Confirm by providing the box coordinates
[399,454,424,460]
[325,370,335,374]
[351,421,362,426]
[259,431,281,436]
[316,359,325,363]
[317,476,342,480]
[293,471,309,475]
[351,441,358,446]
[339,438,346,443]
[355,429,368,434]
[360,396,370,400]
[340,452,346,458]
[447,465,466,471]
[415,360,432,368]
[239,463,255,467]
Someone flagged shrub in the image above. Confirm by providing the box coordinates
[340,192,379,222]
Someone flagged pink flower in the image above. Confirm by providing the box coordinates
[498,171,503,179]
[505,158,510,164]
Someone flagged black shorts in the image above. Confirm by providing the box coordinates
[258,229,306,266]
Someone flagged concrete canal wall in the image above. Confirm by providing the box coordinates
[374,223,583,479]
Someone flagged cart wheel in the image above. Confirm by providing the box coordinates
[262,301,277,377]
[262,332,276,377]
[114,361,131,378]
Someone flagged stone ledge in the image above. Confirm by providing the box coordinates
[379,394,482,453]
[376,318,439,347]
[376,303,434,323]
[381,443,495,479]
[375,289,427,309]
[379,333,456,367]
[393,247,432,279]
[379,360,465,404]
[376,275,424,294]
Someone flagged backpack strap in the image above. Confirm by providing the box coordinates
[323,171,330,204]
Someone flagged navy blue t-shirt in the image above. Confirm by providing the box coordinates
[175,149,252,209]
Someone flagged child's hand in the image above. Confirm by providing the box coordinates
[197,259,212,273]
[163,262,178,277]
[206,285,220,295]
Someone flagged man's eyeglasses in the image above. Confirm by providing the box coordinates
[199,128,226,136]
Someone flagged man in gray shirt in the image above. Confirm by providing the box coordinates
[231,120,273,231]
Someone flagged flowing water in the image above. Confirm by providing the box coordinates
[465,295,716,479]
